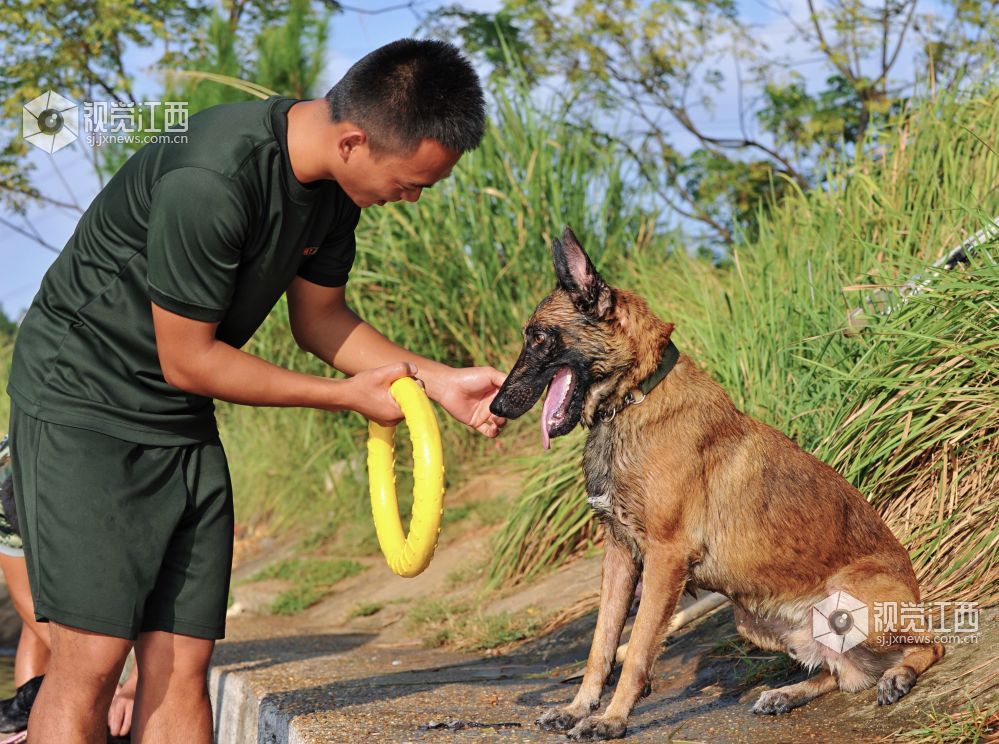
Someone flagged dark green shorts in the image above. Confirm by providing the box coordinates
[8,405,233,640]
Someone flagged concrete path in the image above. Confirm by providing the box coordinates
[209,543,998,743]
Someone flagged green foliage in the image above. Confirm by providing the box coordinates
[892,700,999,743]
[254,0,329,99]
[97,0,330,176]
[251,557,364,615]
[1,0,337,207]
[430,0,999,247]
[0,0,205,210]
[0,307,16,344]
[348,601,383,618]
[419,5,544,84]
[405,597,545,650]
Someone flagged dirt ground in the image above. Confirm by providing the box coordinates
[217,525,999,743]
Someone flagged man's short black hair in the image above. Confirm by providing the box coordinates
[325,38,486,155]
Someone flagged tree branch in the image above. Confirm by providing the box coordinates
[0,216,61,254]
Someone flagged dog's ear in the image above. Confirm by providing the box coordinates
[552,226,614,319]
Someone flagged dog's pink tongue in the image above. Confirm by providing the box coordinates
[541,367,571,450]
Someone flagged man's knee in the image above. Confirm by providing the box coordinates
[47,623,132,690]
[136,631,214,687]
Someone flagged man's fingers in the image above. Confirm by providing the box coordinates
[489,366,507,388]
[388,361,417,380]
[108,702,123,735]
[477,418,503,438]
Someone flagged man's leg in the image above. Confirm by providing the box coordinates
[133,631,215,744]
[27,622,132,744]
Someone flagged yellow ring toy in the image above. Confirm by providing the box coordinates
[367,377,445,577]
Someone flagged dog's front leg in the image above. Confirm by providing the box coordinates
[567,542,687,740]
[537,537,639,733]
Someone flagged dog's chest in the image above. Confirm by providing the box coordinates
[583,425,645,553]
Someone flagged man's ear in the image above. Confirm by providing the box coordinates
[551,226,614,319]
[337,130,367,162]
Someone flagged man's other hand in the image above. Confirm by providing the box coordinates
[431,366,507,438]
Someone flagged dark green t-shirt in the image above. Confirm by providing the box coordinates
[8,96,361,445]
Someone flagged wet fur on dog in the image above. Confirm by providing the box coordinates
[490,228,943,740]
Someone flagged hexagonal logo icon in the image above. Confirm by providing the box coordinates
[812,590,868,653]
[23,91,79,154]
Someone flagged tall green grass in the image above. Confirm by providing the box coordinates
[489,89,999,605]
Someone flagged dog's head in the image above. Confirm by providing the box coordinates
[490,227,673,448]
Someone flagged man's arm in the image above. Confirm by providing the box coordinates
[150,302,413,427]
[286,277,506,437]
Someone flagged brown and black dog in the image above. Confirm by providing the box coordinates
[490,228,943,740]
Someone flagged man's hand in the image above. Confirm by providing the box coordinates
[344,361,415,427]
[108,667,137,737]
[429,366,507,438]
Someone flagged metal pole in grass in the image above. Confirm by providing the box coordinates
[897,215,999,303]
[849,215,999,329]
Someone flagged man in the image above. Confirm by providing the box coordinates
[7,39,505,743]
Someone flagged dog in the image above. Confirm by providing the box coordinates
[489,228,943,740]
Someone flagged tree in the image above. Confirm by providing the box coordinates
[0,0,337,247]
[425,0,999,247]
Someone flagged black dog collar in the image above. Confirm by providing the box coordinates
[639,341,680,396]
[599,341,680,423]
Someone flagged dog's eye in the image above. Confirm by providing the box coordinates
[532,331,547,347]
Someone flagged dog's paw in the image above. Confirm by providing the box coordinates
[877,666,916,706]
[752,689,796,715]
[566,715,627,740]
[536,706,585,733]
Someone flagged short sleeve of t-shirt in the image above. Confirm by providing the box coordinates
[146,167,250,322]
[296,197,361,288]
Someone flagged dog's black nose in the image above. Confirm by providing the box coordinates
[489,395,510,419]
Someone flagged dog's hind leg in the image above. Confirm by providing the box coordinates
[752,671,839,715]
[537,537,639,733]
[826,558,945,705]
[567,541,688,741]
[878,642,945,705]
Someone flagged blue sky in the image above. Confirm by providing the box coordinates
[1,0,931,319]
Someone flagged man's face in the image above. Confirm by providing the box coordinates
[337,137,461,208]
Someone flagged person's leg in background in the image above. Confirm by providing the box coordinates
[0,437,47,735]
[0,552,47,736]
[0,553,49,686]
